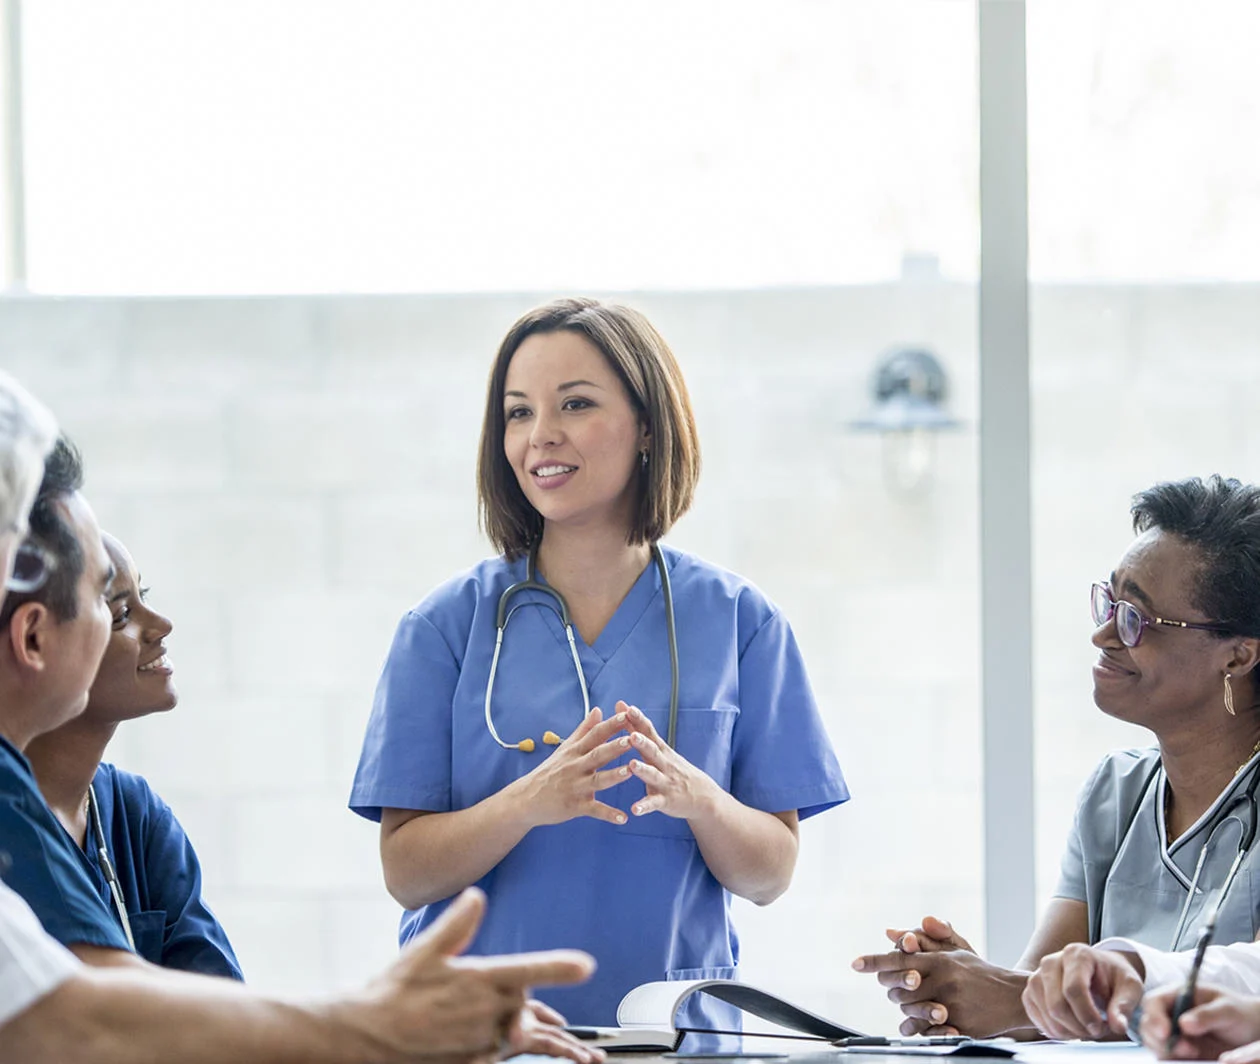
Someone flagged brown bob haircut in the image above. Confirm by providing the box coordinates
[477,297,701,559]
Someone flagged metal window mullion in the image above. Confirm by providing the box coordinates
[978,0,1035,968]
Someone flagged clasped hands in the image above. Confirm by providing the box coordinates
[852,917,1032,1038]
[517,701,714,828]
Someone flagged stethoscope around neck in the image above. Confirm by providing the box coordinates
[1168,770,1260,951]
[87,783,135,952]
[1101,758,1260,950]
[484,541,679,753]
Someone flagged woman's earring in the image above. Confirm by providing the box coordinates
[1225,672,1236,716]
[640,449,649,469]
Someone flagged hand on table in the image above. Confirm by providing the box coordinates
[516,708,634,827]
[505,999,605,1063]
[1139,984,1260,1061]
[851,916,973,1037]
[853,921,1031,1038]
[620,702,719,820]
[1023,944,1144,1041]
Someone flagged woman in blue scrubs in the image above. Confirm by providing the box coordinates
[24,534,242,979]
[351,298,849,1028]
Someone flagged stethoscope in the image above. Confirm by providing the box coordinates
[484,542,679,753]
[87,783,135,952]
[1100,759,1260,950]
[1169,772,1259,951]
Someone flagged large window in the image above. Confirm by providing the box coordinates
[22,1,977,293]
[1029,0,1260,910]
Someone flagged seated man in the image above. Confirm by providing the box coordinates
[0,435,129,963]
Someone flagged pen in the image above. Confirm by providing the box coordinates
[1167,912,1217,1055]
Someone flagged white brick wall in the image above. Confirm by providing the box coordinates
[2,283,1257,1033]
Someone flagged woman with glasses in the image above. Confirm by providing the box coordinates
[22,532,241,979]
[855,475,1260,1040]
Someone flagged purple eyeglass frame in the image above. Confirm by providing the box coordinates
[1091,581,1230,647]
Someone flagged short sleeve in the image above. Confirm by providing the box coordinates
[130,782,242,980]
[0,791,129,952]
[0,879,78,1026]
[1054,811,1088,902]
[728,610,849,820]
[349,609,460,821]
[1053,758,1108,903]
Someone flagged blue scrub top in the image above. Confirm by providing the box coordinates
[84,763,242,979]
[350,546,849,1026]
[0,735,130,953]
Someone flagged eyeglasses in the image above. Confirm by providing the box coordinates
[1091,581,1231,648]
[5,541,55,593]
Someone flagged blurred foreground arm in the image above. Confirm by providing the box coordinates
[1,888,600,1064]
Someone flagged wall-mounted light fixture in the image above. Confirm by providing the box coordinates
[850,347,960,493]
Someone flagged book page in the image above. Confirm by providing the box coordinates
[617,979,708,1028]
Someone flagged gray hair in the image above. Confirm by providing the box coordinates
[0,370,58,535]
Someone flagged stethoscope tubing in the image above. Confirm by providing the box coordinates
[1097,757,1260,949]
[1169,814,1248,950]
[87,783,135,952]
[485,542,679,752]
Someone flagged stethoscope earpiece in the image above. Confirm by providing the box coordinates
[512,732,560,754]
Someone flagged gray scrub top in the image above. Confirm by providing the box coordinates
[1055,746,1260,952]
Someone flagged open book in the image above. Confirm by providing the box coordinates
[566,978,869,1052]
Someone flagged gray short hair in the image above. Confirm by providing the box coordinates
[0,371,58,535]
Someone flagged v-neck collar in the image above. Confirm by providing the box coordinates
[521,548,668,680]
[1157,752,1260,886]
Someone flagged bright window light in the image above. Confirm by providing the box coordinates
[20,0,977,294]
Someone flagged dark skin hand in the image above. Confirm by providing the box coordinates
[853,919,1034,1038]
[1022,945,1145,1041]
[852,918,968,1036]
[854,901,1089,1038]
[853,946,1033,1037]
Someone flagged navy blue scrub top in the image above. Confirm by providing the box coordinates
[85,763,242,980]
[0,735,130,952]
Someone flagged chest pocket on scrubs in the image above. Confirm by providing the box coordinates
[615,706,738,840]
[1100,857,1259,950]
[128,910,167,966]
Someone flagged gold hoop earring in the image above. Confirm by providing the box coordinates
[1225,672,1236,716]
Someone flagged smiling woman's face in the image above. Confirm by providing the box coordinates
[1090,527,1237,732]
[85,534,176,723]
[501,329,647,536]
